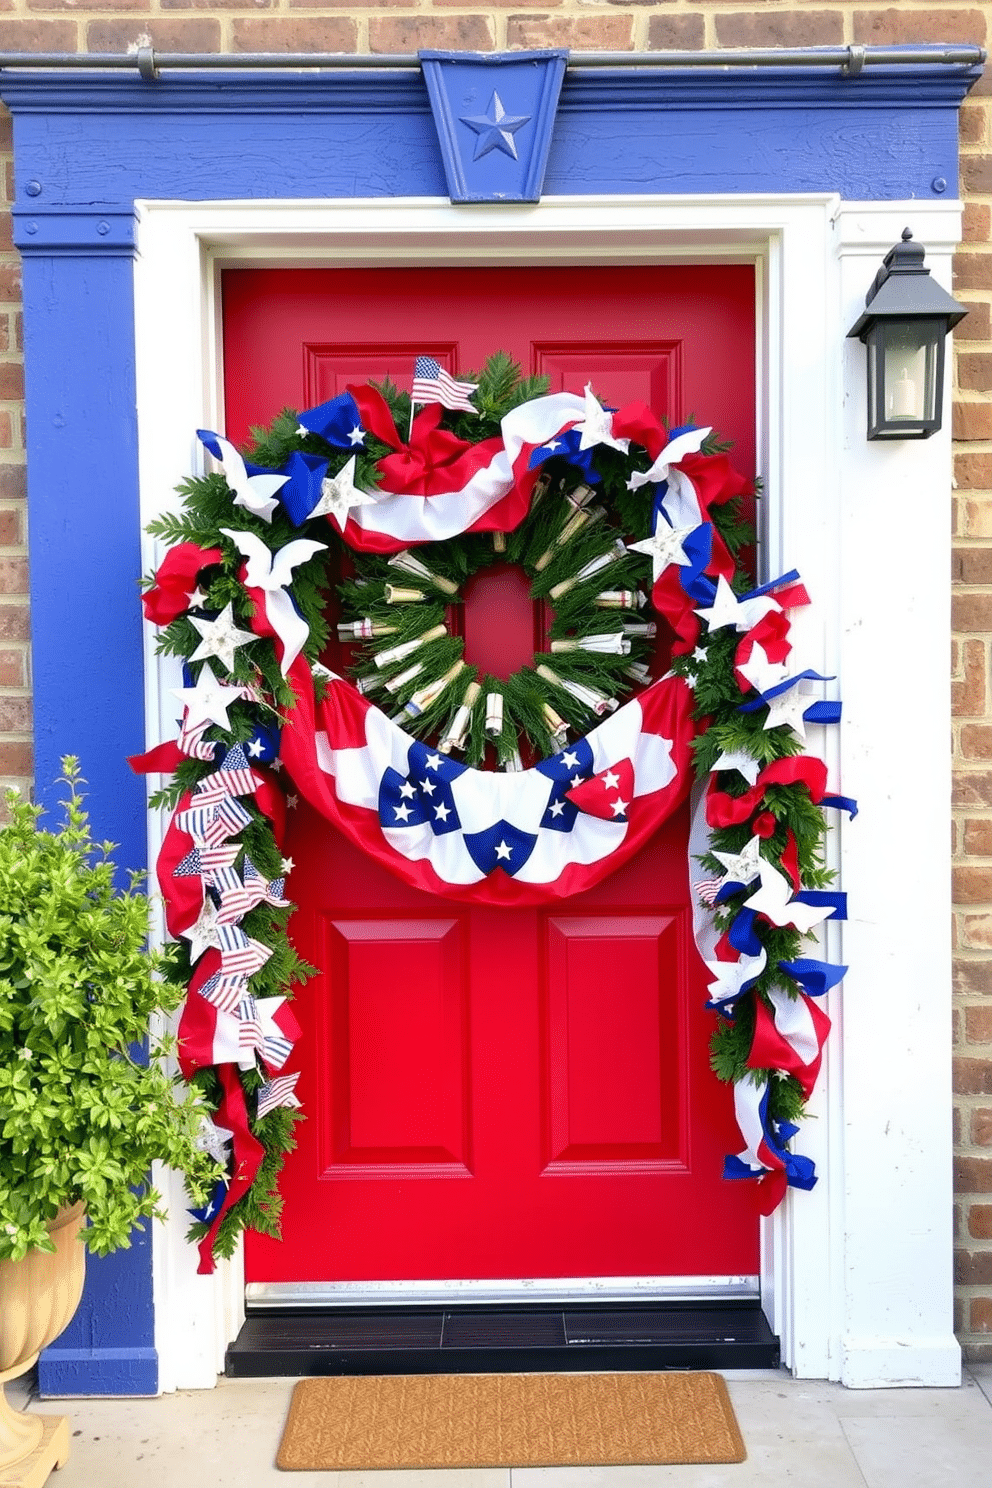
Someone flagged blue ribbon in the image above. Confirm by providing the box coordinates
[794,890,847,920]
[821,792,858,818]
[278,450,330,527]
[188,1179,228,1225]
[297,390,365,447]
[528,427,600,481]
[803,699,842,725]
[779,957,848,997]
[738,669,835,713]
[728,906,764,956]
[739,568,801,602]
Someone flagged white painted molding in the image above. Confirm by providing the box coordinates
[133,192,962,1389]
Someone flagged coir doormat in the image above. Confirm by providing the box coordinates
[276,1371,746,1470]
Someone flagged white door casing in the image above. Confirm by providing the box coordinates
[133,192,961,1390]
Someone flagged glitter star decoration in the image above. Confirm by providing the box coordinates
[188,603,257,673]
[628,516,697,581]
[575,384,631,455]
[172,662,245,732]
[310,455,379,533]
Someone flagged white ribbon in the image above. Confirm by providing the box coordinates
[220,529,326,675]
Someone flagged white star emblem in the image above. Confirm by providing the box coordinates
[494,840,513,861]
[399,780,416,799]
[575,384,631,454]
[712,748,761,787]
[628,518,697,581]
[434,802,451,822]
[602,769,620,791]
[172,662,244,732]
[744,861,837,935]
[419,777,437,796]
[347,425,365,446]
[739,642,790,697]
[610,797,629,817]
[544,439,561,452]
[279,857,295,874]
[763,682,815,740]
[180,898,223,962]
[195,1117,234,1164]
[310,455,378,532]
[188,603,257,673]
[246,738,265,759]
[393,802,413,822]
[561,750,580,769]
[549,800,566,818]
[695,575,781,634]
[425,754,442,771]
[570,775,584,791]
[712,834,764,888]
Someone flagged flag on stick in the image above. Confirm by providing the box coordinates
[411,356,478,414]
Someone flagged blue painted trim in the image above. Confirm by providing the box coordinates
[12,206,136,255]
[38,1349,158,1398]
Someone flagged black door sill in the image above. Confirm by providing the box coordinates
[225,1301,779,1376]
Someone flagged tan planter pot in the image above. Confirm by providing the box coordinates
[0,1202,86,1481]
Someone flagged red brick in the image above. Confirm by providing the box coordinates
[957,1250,992,1285]
[644,15,707,47]
[956,1155,992,1190]
[963,818,992,854]
[0,466,24,501]
[0,648,24,687]
[370,15,495,51]
[954,773,992,808]
[959,353,992,394]
[854,10,988,46]
[0,19,78,48]
[957,302,992,342]
[231,17,358,50]
[961,911,992,946]
[961,725,992,762]
[0,605,29,643]
[164,0,273,9]
[29,0,149,10]
[505,15,633,50]
[0,411,15,449]
[86,18,221,50]
[0,266,21,303]
[954,1057,992,1093]
[960,107,989,149]
[969,1204,992,1239]
[966,1006,992,1042]
[971,1297,992,1332]
[955,548,992,585]
[955,957,992,993]
[292,0,418,7]
[971,1108,992,1145]
[0,740,31,775]
[962,155,992,194]
[961,203,990,242]
[954,402,992,442]
[0,365,21,403]
[0,696,30,732]
[0,507,19,546]
[0,558,26,595]
[953,593,992,632]
[953,639,989,715]
[951,252,992,293]
[433,0,559,7]
[715,11,843,47]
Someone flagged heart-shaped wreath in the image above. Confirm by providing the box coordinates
[135,352,853,1272]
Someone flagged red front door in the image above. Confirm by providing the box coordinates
[223,265,761,1283]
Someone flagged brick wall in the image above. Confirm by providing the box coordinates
[0,1,989,1361]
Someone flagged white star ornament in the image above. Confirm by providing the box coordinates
[738,641,790,697]
[172,661,244,731]
[628,517,697,581]
[201,432,288,524]
[711,748,762,787]
[762,682,815,741]
[576,384,630,454]
[694,574,781,634]
[189,603,257,672]
[744,861,836,935]
[310,455,379,533]
[712,834,764,888]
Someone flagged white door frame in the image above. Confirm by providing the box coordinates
[134,191,961,1390]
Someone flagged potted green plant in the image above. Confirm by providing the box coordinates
[0,758,219,1484]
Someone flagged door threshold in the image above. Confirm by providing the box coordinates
[246,1275,760,1309]
[225,1300,779,1376]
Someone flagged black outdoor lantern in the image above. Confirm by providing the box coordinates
[848,228,968,440]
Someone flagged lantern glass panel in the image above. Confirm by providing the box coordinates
[866,317,943,439]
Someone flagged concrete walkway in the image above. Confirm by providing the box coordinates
[9,1365,992,1487]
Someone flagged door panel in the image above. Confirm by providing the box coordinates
[223,264,761,1284]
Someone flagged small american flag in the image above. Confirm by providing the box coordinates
[411,356,478,414]
[693,877,723,906]
[257,1071,302,1120]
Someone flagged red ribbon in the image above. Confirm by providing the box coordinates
[707,756,829,829]
[196,1063,265,1275]
[142,543,223,626]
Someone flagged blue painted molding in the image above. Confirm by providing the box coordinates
[420,50,568,203]
[12,206,137,256]
[0,53,978,1397]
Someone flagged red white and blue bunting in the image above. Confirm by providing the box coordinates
[134,365,854,1268]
